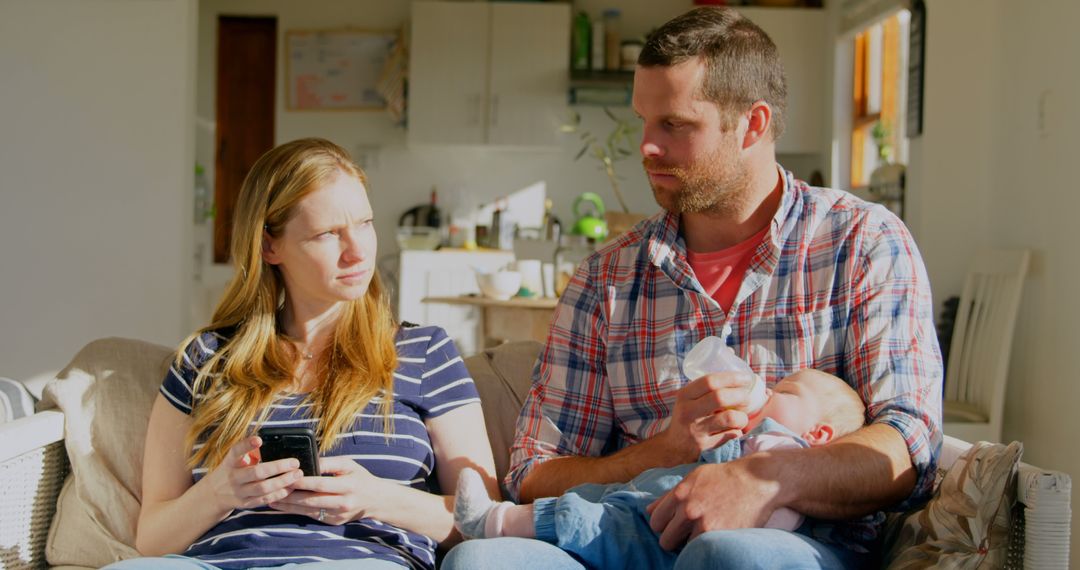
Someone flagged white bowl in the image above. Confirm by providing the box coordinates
[476,270,522,300]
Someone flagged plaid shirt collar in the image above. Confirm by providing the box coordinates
[645,165,800,308]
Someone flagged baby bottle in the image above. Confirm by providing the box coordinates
[682,336,768,414]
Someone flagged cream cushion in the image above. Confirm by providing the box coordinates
[37,337,172,568]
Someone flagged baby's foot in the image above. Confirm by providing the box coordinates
[453,467,497,539]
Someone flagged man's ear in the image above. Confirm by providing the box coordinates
[742,100,772,149]
[802,423,835,446]
[261,231,281,265]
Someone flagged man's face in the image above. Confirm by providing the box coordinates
[632,58,751,215]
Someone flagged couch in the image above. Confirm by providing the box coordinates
[0,337,1072,569]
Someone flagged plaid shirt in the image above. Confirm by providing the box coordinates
[507,169,943,551]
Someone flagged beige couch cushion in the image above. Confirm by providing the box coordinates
[883,440,1022,569]
[464,340,541,490]
[37,337,172,568]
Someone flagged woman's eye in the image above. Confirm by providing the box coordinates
[316,230,337,239]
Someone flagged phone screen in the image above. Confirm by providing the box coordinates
[258,427,320,477]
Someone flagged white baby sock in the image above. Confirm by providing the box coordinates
[453,467,535,539]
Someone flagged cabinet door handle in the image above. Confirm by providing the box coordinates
[490,94,499,128]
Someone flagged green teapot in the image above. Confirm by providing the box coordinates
[571,192,608,240]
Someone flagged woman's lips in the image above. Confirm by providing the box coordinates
[338,270,367,284]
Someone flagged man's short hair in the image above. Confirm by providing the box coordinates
[638,6,788,139]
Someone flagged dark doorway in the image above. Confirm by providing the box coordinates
[214,16,276,263]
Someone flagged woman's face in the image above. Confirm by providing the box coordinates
[262,171,377,312]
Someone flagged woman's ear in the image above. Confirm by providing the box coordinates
[801,423,836,447]
[742,100,773,149]
[261,231,281,265]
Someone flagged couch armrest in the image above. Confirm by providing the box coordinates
[0,410,69,569]
[1016,463,1072,568]
[0,410,65,463]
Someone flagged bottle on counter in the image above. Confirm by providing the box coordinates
[603,9,622,72]
[591,15,605,72]
[426,186,441,228]
[490,203,503,250]
[572,11,591,71]
[542,198,562,243]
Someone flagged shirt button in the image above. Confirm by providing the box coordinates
[721,324,733,338]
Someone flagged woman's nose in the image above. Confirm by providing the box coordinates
[341,230,366,263]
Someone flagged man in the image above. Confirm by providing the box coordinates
[444,7,941,569]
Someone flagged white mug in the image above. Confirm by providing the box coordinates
[514,259,544,297]
[541,262,556,298]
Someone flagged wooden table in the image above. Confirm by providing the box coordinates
[422,295,558,347]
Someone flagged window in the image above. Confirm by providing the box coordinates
[850,11,910,188]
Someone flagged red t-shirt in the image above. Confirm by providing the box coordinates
[686,224,769,312]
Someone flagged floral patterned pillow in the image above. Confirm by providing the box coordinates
[883,441,1022,569]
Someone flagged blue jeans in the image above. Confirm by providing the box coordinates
[441,529,870,570]
[101,555,405,569]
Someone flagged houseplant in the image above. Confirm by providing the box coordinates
[561,107,647,237]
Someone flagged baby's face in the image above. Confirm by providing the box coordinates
[745,376,825,436]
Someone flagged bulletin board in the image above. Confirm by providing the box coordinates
[286,29,397,111]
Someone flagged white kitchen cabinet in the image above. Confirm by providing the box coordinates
[397,249,515,356]
[408,1,570,147]
[739,8,827,155]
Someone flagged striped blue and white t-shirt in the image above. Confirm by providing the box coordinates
[160,324,480,570]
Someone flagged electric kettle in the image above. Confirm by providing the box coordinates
[571,192,608,240]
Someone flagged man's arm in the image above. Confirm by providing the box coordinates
[519,372,761,502]
[647,422,914,550]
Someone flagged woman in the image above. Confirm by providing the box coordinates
[107,138,498,569]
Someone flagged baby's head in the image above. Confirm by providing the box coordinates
[745,370,865,446]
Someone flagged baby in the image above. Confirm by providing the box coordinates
[454,371,866,569]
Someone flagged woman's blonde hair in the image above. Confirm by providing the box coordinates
[178,138,398,470]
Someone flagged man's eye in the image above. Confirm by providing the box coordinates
[316,231,337,239]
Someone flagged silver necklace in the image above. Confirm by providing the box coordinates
[302,350,315,360]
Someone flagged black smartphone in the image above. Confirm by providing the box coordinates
[258,427,320,477]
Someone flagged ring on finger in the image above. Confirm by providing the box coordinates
[317,508,326,522]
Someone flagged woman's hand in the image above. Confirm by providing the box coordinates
[203,435,305,512]
[269,456,386,525]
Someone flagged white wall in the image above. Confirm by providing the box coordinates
[904,0,1080,564]
[988,2,1080,565]
[904,0,998,296]
[0,0,196,383]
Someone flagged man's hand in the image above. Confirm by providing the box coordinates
[646,456,782,550]
[659,371,759,463]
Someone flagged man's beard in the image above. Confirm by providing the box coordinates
[644,143,751,216]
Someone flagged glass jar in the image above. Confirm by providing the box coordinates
[603,9,622,72]
[553,235,594,297]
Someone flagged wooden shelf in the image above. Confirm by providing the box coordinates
[570,69,634,88]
